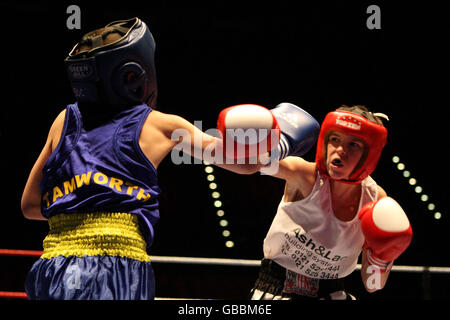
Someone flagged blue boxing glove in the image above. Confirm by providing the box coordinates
[270,103,320,160]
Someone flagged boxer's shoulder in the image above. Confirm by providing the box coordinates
[146,110,194,131]
[281,157,316,202]
[48,109,67,152]
[276,157,315,187]
[143,110,189,139]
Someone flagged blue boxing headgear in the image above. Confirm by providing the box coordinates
[65,17,157,108]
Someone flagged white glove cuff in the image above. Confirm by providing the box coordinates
[367,249,393,272]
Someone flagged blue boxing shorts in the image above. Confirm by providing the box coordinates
[25,255,155,300]
[25,212,155,300]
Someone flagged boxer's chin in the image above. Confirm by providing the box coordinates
[326,164,350,181]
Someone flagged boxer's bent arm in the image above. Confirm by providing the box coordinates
[360,247,390,292]
[360,187,390,292]
[21,110,65,220]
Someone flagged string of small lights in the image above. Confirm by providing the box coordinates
[392,156,442,220]
[203,161,235,248]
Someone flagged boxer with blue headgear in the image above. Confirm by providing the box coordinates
[21,17,243,300]
[65,17,157,109]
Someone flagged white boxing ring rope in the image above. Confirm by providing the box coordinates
[1,249,450,299]
[150,255,260,267]
[3,249,448,273]
[149,255,450,274]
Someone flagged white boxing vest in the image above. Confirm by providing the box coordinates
[263,172,379,279]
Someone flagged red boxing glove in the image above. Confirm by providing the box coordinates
[217,104,280,160]
[358,197,413,271]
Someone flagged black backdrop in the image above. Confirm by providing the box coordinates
[0,1,448,299]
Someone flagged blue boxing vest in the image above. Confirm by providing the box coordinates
[40,102,160,250]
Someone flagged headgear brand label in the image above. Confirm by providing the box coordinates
[335,116,361,131]
[68,63,93,80]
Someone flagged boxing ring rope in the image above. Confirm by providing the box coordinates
[0,249,43,258]
[1,248,450,299]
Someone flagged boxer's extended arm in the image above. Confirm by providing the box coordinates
[142,107,318,178]
[140,111,213,168]
[142,111,262,174]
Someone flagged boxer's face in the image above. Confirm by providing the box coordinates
[325,131,364,180]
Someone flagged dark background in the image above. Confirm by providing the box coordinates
[0,0,448,299]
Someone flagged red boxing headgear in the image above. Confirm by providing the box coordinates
[315,110,387,184]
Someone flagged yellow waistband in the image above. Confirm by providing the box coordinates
[42,212,150,262]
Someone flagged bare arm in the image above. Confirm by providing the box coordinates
[140,110,265,174]
[21,110,66,220]
[360,185,391,292]
[170,118,314,181]
[141,110,318,188]
[360,247,391,292]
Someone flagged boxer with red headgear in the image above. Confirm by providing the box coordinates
[314,107,412,276]
[218,104,412,299]
[315,108,387,183]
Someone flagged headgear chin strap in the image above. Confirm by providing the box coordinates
[65,17,157,108]
[315,110,388,184]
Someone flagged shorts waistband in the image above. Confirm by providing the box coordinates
[42,212,150,262]
[253,259,345,299]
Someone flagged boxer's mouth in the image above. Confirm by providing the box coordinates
[331,159,343,167]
